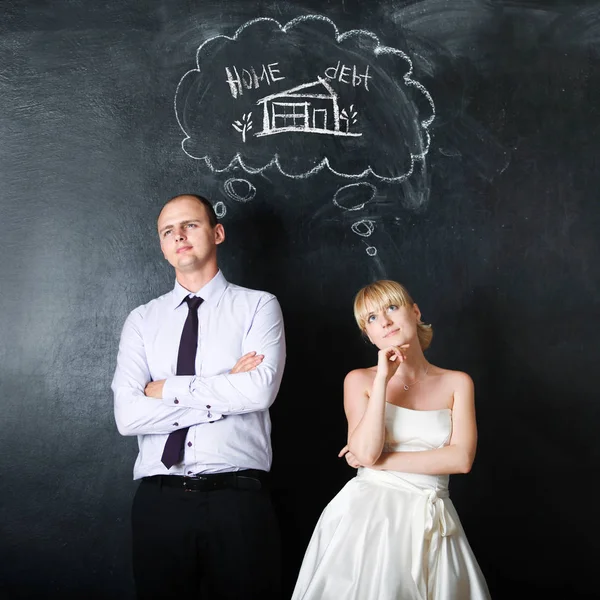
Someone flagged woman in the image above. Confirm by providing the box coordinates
[291,280,491,600]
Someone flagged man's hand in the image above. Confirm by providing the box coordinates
[338,444,362,469]
[145,380,166,398]
[230,351,264,374]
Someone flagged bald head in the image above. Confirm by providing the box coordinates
[159,194,218,228]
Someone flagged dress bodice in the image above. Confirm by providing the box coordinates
[383,404,452,453]
[357,404,453,494]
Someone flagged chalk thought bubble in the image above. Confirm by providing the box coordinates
[175,15,435,181]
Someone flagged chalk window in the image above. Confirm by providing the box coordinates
[271,102,309,130]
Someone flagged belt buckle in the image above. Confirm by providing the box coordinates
[183,475,208,493]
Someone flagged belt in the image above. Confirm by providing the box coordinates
[143,469,268,492]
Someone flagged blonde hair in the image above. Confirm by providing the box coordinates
[353,280,433,350]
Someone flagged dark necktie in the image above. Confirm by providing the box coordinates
[160,295,204,469]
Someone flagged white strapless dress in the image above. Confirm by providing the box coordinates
[291,405,491,600]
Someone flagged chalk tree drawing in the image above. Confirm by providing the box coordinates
[340,105,358,132]
[232,113,253,143]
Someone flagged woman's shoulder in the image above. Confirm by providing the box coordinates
[430,365,474,393]
[344,366,377,383]
[343,367,376,403]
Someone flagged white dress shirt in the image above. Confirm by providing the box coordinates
[112,271,286,479]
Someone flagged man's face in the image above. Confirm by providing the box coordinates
[157,196,224,274]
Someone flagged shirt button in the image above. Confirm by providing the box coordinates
[173,422,179,427]
[187,441,192,447]
[174,398,179,404]
[206,405,211,409]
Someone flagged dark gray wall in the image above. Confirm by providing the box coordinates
[1,1,598,598]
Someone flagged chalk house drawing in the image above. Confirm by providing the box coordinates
[255,78,361,138]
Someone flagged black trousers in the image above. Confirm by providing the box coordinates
[131,477,282,600]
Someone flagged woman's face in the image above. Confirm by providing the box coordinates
[363,300,421,349]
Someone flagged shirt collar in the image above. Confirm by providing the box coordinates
[171,270,228,310]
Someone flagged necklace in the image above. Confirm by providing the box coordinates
[399,365,429,391]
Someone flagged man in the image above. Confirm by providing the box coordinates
[112,194,286,599]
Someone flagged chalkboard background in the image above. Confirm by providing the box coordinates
[1,0,598,598]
